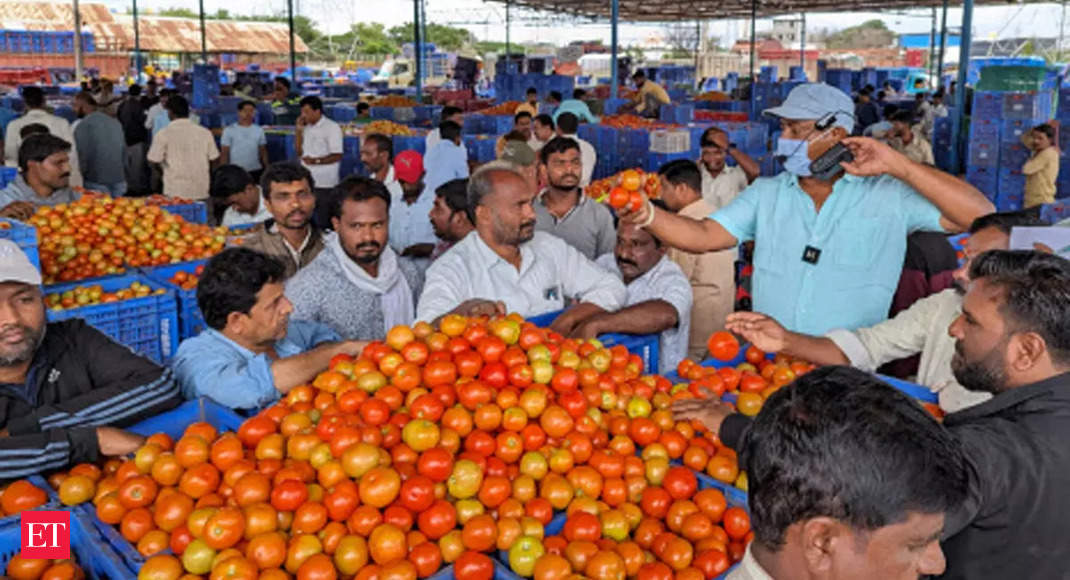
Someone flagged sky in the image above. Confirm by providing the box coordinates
[99,0,1070,48]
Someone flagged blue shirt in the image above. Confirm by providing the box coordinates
[221,123,267,172]
[712,172,944,335]
[553,100,599,124]
[424,140,469,197]
[171,319,340,410]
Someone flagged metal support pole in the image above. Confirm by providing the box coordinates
[800,13,806,71]
[73,0,83,82]
[610,0,619,99]
[929,7,937,87]
[413,0,422,97]
[1061,0,1067,60]
[749,0,756,117]
[951,0,973,174]
[198,0,207,63]
[505,0,511,63]
[132,0,141,80]
[287,0,296,81]
[938,0,949,83]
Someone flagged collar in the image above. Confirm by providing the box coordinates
[785,170,862,192]
[736,544,775,580]
[383,165,397,186]
[471,231,534,275]
[627,255,670,287]
[538,188,585,212]
[944,371,1070,426]
[206,328,272,359]
[267,221,315,250]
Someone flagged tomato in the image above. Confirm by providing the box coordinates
[454,350,484,378]
[203,506,245,550]
[58,475,95,506]
[454,551,494,580]
[509,535,545,577]
[693,548,731,577]
[460,514,498,552]
[563,511,601,542]
[722,506,750,541]
[333,535,369,576]
[6,553,51,580]
[153,491,194,532]
[136,554,184,580]
[448,460,483,500]
[285,534,324,574]
[636,561,673,580]
[417,499,457,539]
[585,550,625,580]
[179,463,220,499]
[270,479,308,512]
[478,362,508,389]
[358,467,400,508]
[232,472,271,507]
[539,406,573,438]
[408,541,442,578]
[402,420,441,452]
[368,523,407,565]
[550,368,579,394]
[397,475,435,513]
[640,487,672,519]
[707,331,740,361]
[662,466,698,501]
[293,502,329,534]
[423,360,457,387]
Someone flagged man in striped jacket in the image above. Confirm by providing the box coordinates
[0,240,182,479]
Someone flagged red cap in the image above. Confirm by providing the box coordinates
[394,150,424,184]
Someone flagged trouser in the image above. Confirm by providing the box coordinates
[83,181,127,197]
[313,187,336,231]
[123,142,149,195]
[640,92,664,119]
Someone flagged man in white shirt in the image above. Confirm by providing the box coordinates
[555,112,595,187]
[588,223,693,374]
[529,114,554,152]
[4,87,81,188]
[423,121,470,197]
[697,127,758,208]
[361,133,398,198]
[220,100,269,180]
[724,211,1038,413]
[297,96,343,229]
[425,106,465,154]
[388,150,437,259]
[146,95,219,199]
[417,165,626,334]
[211,164,271,227]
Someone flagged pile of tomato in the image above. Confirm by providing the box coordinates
[6,555,88,580]
[48,314,750,580]
[586,169,661,206]
[168,265,205,292]
[44,280,166,311]
[478,102,523,116]
[358,121,415,137]
[599,115,675,130]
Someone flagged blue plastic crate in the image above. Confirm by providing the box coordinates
[971,91,1003,119]
[45,274,179,364]
[370,106,393,120]
[140,259,207,341]
[392,134,426,155]
[998,167,1025,196]
[0,217,39,272]
[476,138,497,163]
[0,510,136,579]
[967,141,999,167]
[161,201,208,224]
[463,114,487,134]
[1003,91,1052,120]
[966,166,999,199]
[603,98,630,115]
[968,118,1000,142]
[1000,118,1044,144]
[487,115,514,135]
[995,191,1024,212]
[1000,141,1031,167]
[1039,200,1070,224]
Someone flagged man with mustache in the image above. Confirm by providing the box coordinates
[678,250,1070,579]
[534,137,615,260]
[240,163,325,280]
[584,222,693,374]
[0,134,80,221]
[0,240,181,478]
[724,211,1042,413]
[173,248,363,410]
[417,165,625,335]
[286,176,424,340]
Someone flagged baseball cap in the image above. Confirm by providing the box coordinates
[0,240,42,286]
[500,141,536,167]
[393,151,424,184]
[763,83,856,134]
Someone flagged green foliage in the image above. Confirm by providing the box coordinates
[824,19,895,50]
[388,23,473,51]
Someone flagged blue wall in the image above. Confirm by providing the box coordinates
[900,33,962,49]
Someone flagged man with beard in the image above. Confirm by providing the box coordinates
[387,151,437,260]
[0,134,80,220]
[428,178,473,260]
[286,176,424,340]
[240,163,325,279]
[723,211,1042,413]
[696,126,759,209]
[679,249,1070,579]
[0,240,181,478]
[417,165,625,334]
[173,248,363,411]
[586,223,692,374]
[534,137,615,260]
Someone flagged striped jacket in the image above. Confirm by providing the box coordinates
[0,319,182,479]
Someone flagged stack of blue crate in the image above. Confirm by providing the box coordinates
[758,66,777,83]
[932,111,959,172]
[1056,89,1070,198]
[191,64,221,110]
[824,70,853,95]
[966,89,1052,211]
[789,66,807,81]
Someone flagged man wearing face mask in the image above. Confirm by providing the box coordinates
[723,211,1042,413]
[618,83,994,336]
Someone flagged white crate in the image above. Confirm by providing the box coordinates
[649,129,691,153]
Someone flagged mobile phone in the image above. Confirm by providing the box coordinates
[809,142,855,181]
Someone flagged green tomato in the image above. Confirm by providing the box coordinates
[626,396,652,418]
[509,535,546,577]
[447,459,483,499]
[181,538,216,575]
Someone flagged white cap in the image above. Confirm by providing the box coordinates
[0,240,42,286]
[763,83,856,133]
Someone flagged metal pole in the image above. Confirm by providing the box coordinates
[413,0,422,97]
[198,0,207,63]
[951,0,973,174]
[695,20,701,91]
[132,0,141,80]
[287,0,295,82]
[610,0,618,99]
[800,13,806,71]
[73,0,83,83]
[1061,0,1067,60]
[505,0,511,65]
[929,7,937,87]
[749,0,756,118]
[938,0,948,83]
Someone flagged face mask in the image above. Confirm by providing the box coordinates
[776,137,812,177]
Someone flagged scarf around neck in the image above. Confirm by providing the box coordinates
[324,232,414,334]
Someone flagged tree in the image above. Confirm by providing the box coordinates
[389,23,473,51]
[824,19,895,50]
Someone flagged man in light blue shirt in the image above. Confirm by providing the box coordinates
[172,248,366,410]
[424,120,469,197]
[550,89,599,124]
[220,100,269,178]
[618,83,995,335]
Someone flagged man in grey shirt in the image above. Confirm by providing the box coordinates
[73,91,126,196]
[286,176,423,341]
[534,137,616,260]
[0,134,80,220]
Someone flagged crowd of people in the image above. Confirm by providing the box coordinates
[0,78,1069,579]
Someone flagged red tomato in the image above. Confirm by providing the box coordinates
[454,550,494,580]
[707,331,740,362]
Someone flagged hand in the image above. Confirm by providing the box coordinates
[671,396,734,435]
[96,427,145,457]
[296,115,307,129]
[614,192,652,226]
[301,156,317,166]
[0,201,34,221]
[569,317,604,340]
[840,136,910,179]
[340,340,370,357]
[455,299,506,319]
[725,311,789,353]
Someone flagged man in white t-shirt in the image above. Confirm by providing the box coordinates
[296,96,343,229]
[697,126,759,209]
[220,100,269,180]
[211,164,271,227]
[555,112,595,187]
[425,106,465,156]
